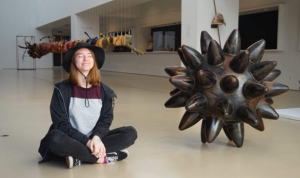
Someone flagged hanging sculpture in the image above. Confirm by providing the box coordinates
[97,33,143,54]
[19,0,144,59]
[18,37,85,59]
[164,29,288,147]
[19,33,144,59]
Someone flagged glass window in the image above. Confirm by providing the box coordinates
[151,24,181,52]
[153,31,163,51]
[164,31,175,51]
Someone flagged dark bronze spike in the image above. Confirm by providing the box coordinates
[250,117,265,131]
[264,82,289,98]
[264,69,281,81]
[200,31,212,54]
[169,76,195,93]
[229,50,249,73]
[208,40,225,65]
[181,45,203,69]
[220,75,239,94]
[215,98,234,117]
[205,117,224,143]
[179,112,202,130]
[201,119,207,143]
[243,81,269,99]
[170,88,180,96]
[265,98,274,105]
[227,122,244,148]
[223,29,241,55]
[223,126,232,141]
[185,93,208,112]
[256,103,279,120]
[165,91,190,108]
[196,70,217,89]
[165,67,186,77]
[177,47,189,67]
[251,61,277,81]
[236,105,259,125]
[247,39,266,64]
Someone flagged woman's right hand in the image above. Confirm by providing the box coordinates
[86,136,106,158]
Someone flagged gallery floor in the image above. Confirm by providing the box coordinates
[0,69,299,178]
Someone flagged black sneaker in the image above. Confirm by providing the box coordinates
[65,156,81,168]
[106,150,129,164]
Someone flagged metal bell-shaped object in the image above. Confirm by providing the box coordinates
[211,13,226,28]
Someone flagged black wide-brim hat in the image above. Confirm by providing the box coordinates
[62,43,105,73]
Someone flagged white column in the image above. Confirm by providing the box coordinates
[181,0,239,52]
[71,14,78,41]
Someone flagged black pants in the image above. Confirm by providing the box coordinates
[44,126,137,163]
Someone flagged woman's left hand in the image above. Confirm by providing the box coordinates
[90,135,106,158]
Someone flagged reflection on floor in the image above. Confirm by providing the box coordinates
[0,69,299,178]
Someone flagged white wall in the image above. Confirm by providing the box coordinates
[182,0,239,53]
[0,0,164,70]
[0,0,108,69]
[103,0,182,77]
[102,53,181,76]
[0,0,53,69]
[35,0,154,28]
[3,0,297,84]
[102,0,181,40]
[35,0,111,28]
[72,10,100,40]
[240,0,300,90]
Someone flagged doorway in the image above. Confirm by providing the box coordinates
[53,35,70,68]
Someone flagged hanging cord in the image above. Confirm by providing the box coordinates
[102,4,104,37]
[105,3,107,37]
[114,1,117,37]
[213,0,221,46]
[121,0,123,35]
[113,0,115,36]
[106,4,108,37]
[129,0,131,35]
[104,4,106,37]
[72,62,91,107]
[116,0,119,36]
[110,1,112,36]
[99,5,101,36]
[125,0,126,34]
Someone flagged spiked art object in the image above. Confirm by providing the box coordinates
[165,29,288,147]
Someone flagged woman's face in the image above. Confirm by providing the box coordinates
[74,48,94,73]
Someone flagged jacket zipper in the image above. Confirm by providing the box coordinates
[54,86,69,118]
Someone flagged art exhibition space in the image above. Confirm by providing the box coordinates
[0,0,299,178]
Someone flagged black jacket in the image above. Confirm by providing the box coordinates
[38,80,117,162]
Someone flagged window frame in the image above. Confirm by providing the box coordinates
[239,4,284,51]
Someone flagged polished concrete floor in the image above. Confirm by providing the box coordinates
[0,69,300,178]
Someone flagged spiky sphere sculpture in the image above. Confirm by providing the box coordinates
[165,29,289,148]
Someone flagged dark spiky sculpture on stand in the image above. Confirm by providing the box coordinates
[164,29,289,148]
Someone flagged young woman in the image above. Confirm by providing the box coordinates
[38,43,137,168]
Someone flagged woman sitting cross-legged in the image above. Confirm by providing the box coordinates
[38,43,137,168]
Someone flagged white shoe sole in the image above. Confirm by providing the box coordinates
[65,156,73,169]
[120,149,129,157]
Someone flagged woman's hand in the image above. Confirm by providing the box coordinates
[86,136,106,158]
